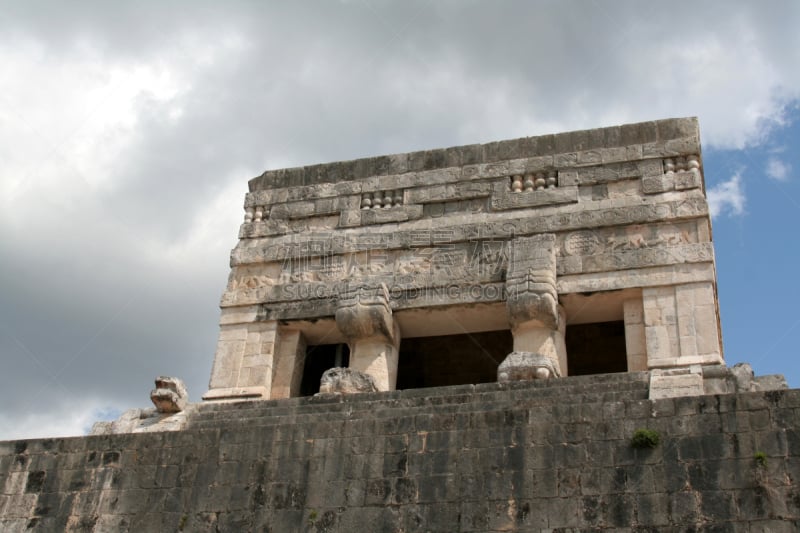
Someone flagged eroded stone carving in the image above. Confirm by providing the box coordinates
[506,234,559,330]
[319,367,378,394]
[497,352,561,382]
[335,284,395,342]
[150,376,188,413]
[503,234,565,379]
[335,283,400,391]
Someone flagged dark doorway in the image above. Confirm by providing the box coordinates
[300,343,350,396]
[396,330,512,390]
[566,321,627,376]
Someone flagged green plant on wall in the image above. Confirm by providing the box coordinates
[630,428,661,449]
[754,451,768,468]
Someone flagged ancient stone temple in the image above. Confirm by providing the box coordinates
[205,117,726,403]
[3,118,798,532]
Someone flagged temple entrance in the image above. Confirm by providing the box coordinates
[396,330,512,389]
[565,321,628,376]
[299,343,350,396]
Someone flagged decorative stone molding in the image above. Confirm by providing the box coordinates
[244,205,266,223]
[361,189,403,209]
[490,185,578,212]
[509,171,557,192]
[359,204,423,226]
[642,154,702,194]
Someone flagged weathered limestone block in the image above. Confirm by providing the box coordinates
[753,374,789,391]
[204,320,278,400]
[729,363,788,392]
[649,367,704,399]
[497,352,561,382]
[731,362,755,392]
[623,298,648,372]
[270,329,307,399]
[503,234,566,379]
[360,204,423,225]
[335,284,400,391]
[318,367,378,394]
[652,363,790,398]
[700,364,733,394]
[150,376,188,413]
[643,282,722,368]
[490,185,578,211]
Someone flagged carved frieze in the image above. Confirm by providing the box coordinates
[555,221,709,275]
[224,219,711,308]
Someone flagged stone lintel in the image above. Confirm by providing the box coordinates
[556,263,715,294]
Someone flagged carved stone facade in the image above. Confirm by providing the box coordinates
[204,117,728,401]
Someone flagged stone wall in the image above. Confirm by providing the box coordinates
[2,373,799,532]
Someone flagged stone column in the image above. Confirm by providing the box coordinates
[499,234,566,381]
[204,312,278,400]
[642,282,722,368]
[270,329,307,399]
[623,297,648,371]
[335,284,400,391]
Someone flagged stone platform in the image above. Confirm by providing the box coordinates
[2,372,799,532]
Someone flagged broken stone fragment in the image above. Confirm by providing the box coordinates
[731,362,754,392]
[150,376,188,413]
[753,374,789,392]
[319,367,378,394]
[497,351,561,382]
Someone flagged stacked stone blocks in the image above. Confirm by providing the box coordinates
[2,374,799,531]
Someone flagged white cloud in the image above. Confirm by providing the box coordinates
[0,400,125,441]
[766,157,791,180]
[708,172,746,218]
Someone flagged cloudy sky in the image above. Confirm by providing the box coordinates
[1,1,799,441]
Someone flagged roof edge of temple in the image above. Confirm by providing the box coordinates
[248,117,699,192]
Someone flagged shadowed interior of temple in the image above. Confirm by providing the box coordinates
[300,343,350,396]
[396,330,512,389]
[566,320,628,376]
